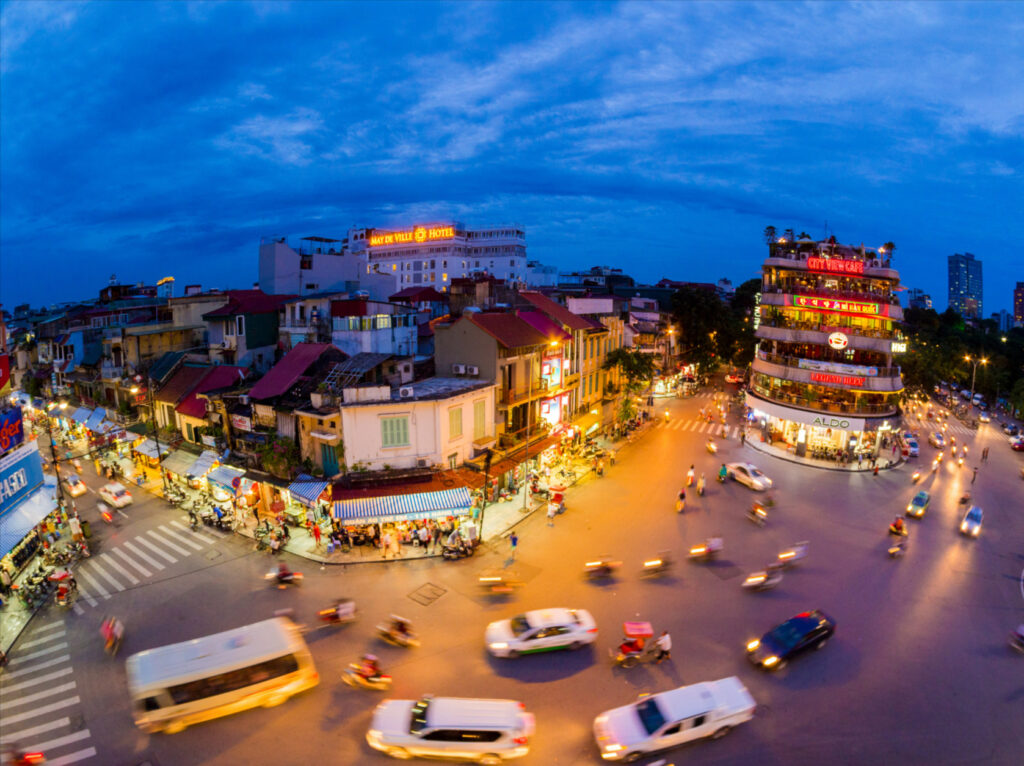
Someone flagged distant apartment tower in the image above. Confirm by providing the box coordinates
[948,252,982,318]
[1014,282,1024,327]
[990,310,1012,333]
[907,288,932,310]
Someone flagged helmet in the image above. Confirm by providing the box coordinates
[362,653,378,662]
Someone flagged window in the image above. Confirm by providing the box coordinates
[473,399,486,439]
[167,654,300,705]
[449,406,463,439]
[236,316,245,336]
[381,416,410,448]
[442,273,448,282]
[447,453,457,469]
[662,723,682,736]
[688,714,707,729]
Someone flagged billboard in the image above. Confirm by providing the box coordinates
[0,441,45,515]
[0,407,25,453]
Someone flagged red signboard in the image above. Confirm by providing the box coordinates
[807,257,865,275]
[793,295,882,317]
[810,372,866,387]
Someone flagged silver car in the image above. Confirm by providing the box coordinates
[725,463,773,491]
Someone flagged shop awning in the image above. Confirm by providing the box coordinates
[207,465,245,491]
[117,457,136,478]
[71,407,93,424]
[287,474,329,507]
[310,430,340,442]
[0,476,58,557]
[161,449,199,476]
[133,439,165,459]
[333,487,472,524]
[85,408,108,431]
[187,450,219,479]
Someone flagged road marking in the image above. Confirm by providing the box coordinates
[0,681,77,709]
[98,553,140,585]
[16,631,67,650]
[142,528,186,561]
[25,621,65,637]
[686,420,699,431]
[24,729,92,754]
[140,532,183,561]
[74,569,111,601]
[111,545,154,576]
[84,559,126,592]
[169,518,218,543]
[72,603,84,615]
[123,540,166,570]
[46,747,97,766]
[0,717,71,745]
[0,667,74,695]
[158,524,204,551]
[74,585,99,607]
[4,644,69,668]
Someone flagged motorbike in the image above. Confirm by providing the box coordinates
[343,663,392,690]
[609,621,658,668]
[776,541,809,568]
[187,512,199,531]
[911,469,921,483]
[640,553,672,577]
[957,456,964,467]
[101,617,125,656]
[376,617,420,648]
[888,523,908,537]
[717,470,727,484]
[888,540,908,558]
[584,557,622,579]
[98,504,115,525]
[265,570,304,588]
[742,566,783,591]
[441,539,476,560]
[688,538,723,562]
[318,600,357,624]
[706,440,718,454]
[696,477,705,496]
[4,751,46,766]
[931,459,940,473]
[747,504,767,527]
[478,574,522,594]
[1008,628,1024,655]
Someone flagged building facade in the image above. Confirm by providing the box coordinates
[907,288,932,310]
[748,237,905,460]
[948,252,983,318]
[1014,282,1024,327]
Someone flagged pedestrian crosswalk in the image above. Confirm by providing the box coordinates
[0,621,96,765]
[662,417,743,439]
[67,521,223,615]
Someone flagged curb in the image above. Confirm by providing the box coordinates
[744,437,904,473]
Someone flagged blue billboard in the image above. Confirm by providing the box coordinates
[0,407,25,454]
[0,442,45,517]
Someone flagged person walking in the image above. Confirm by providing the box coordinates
[676,488,686,513]
[739,430,745,447]
[547,503,557,526]
[509,531,519,560]
[312,522,322,549]
[432,522,442,552]
[972,466,978,484]
[982,446,989,461]
[655,630,672,663]
[381,529,393,559]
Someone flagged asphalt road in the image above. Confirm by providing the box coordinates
[3,389,1023,766]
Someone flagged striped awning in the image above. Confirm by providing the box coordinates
[287,474,329,507]
[187,450,219,479]
[333,487,472,524]
[161,449,199,476]
[71,407,93,424]
[85,408,108,431]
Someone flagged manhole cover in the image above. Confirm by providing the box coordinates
[408,582,447,606]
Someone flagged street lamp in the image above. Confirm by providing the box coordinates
[963,354,988,406]
[131,380,168,493]
[44,401,69,512]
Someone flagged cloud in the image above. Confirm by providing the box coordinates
[215,108,324,165]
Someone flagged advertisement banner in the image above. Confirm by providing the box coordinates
[0,354,10,395]
[0,442,45,515]
[797,358,879,377]
[230,414,253,432]
[0,407,26,453]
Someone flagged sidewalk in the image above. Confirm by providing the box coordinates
[745,432,903,472]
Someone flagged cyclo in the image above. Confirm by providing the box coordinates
[609,621,659,668]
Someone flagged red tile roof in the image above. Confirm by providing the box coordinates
[516,311,572,343]
[155,365,211,404]
[248,342,338,401]
[465,312,549,349]
[519,291,592,331]
[175,366,247,418]
[202,290,296,318]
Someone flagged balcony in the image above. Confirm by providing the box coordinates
[763,253,899,281]
[756,350,901,377]
[749,382,898,417]
[761,286,903,315]
[756,322,900,355]
[100,361,124,379]
[752,356,903,393]
[499,379,548,406]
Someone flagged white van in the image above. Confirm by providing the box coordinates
[593,676,755,762]
[126,617,318,733]
[367,696,535,763]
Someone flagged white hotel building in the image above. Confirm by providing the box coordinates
[347,223,528,291]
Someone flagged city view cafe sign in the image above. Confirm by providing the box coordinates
[369,225,456,247]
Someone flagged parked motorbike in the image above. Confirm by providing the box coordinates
[583,557,622,579]
[742,566,783,591]
[343,663,392,690]
[640,553,672,577]
[441,540,476,560]
[776,541,809,568]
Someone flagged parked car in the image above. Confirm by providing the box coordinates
[485,608,598,658]
[1011,437,1024,452]
[725,463,773,491]
[98,482,133,508]
[592,677,756,762]
[746,610,835,670]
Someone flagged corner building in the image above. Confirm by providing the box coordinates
[748,237,905,460]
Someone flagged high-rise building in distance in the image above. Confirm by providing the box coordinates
[948,252,982,318]
[1014,282,1024,327]
[907,288,932,310]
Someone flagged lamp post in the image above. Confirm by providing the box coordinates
[45,401,69,512]
[131,379,167,493]
[964,354,988,408]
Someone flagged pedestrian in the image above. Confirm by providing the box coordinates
[873,464,879,476]
[382,529,392,558]
[972,466,978,484]
[547,504,556,526]
[740,430,745,446]
[252,506,260,525]
[982,446,989,461]
[510,531,519,560]
[655,630,672,663]
[417,524,430,549]
[68,515,83,543]
[676,488,686,513]
[432,523,442,552]
[312,522,322,549]
[857,453,863,468]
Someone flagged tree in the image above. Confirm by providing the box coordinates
[603,348,656,423]
[798,231,811,240]
[782,228,796,242]
[762,226,777,244]
[882,241,896,258]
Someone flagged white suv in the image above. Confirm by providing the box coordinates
[368,696,535,763]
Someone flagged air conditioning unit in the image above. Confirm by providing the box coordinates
[222,336,236,350]
[399,386,415,398]
[417,458,428,468]
[466,365,479,376]
[452,363,466,374]
[239,394,250,405]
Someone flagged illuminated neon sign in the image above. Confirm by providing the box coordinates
[369,226,455,247]
[890,341,907,354]
[793,295,881,316]
[810,372,866,387]
[807,257,865,275]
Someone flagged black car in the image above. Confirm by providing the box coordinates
[746,609,835,670]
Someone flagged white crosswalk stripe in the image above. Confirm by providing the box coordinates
[0,667,74,695]
[16,630,66,651]
[24,730,93,755]
[147,529,191,557]
[111,545,153,577]
[687,420,699,431]
[1,655,71,679]
[137,534,180,563]
[84,559,125,593]
[157,524,204,551]
[122,540,166,570]
[1,696,81,727]
[0,716,71,745]
[74,569,111,601]
[47,747,97,766]
[26,621,64,636]
[72,603,84,615]
[1,681,77,709]
[97,553,140,585]
[4,643,68,665]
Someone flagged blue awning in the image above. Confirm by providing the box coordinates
[161,449,199,476]
[187,450,220,479]
[71,407,93,424]
[133,439,165,459]
[85,408,108,432]
[287,474,329,507]
[0,476,58,557]
[333,487,472,523]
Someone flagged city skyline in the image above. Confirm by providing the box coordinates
[2,1,1022,311]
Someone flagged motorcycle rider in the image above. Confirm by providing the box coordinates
[333,598,355,621]
[718,463,728,482]
[890,517,906,535]
[357,653,382,681]
[390,616,413,641]
[696,473,706,496]
[276,562,294,584]
[686,465,695,486]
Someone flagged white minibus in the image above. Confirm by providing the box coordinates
[125,617,318,733]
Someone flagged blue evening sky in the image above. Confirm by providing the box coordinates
[1,1,1021,313]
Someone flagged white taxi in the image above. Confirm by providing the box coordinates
[98,482,133,508]
[485,608,597,658]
